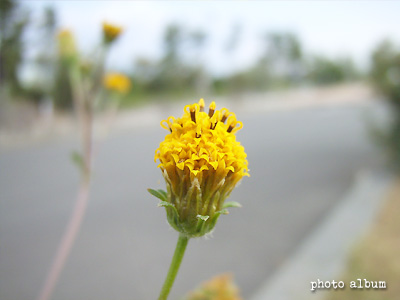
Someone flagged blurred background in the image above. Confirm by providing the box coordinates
[1,1,400,300]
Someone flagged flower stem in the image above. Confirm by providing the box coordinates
[158,234,189,300]
[37,64,93,300]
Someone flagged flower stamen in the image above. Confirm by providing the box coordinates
[220,109,230,123]
[190,106,196,123]
[227,116,237,133]
[208,101,216,118]
[199,98,205,112]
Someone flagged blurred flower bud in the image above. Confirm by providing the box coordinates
[186,274,242,300]
[57,29,78,63]
[102,22,123,44]
[103,72,131,94]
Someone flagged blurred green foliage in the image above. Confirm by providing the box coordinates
[132,24,208,99]
[53,59,74,109]
[25,6,57,106]
[371,40,400,107]
[1,3,366,110]
[308,56,360,85]
[0,0,29,95]
[370,40,400,172]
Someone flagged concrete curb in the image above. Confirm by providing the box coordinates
[250,170,393,300]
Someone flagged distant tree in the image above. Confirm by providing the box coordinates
[0,0,30,94]
[307,56,359,85]
[263,31,304,83]
[151,24,185,91]
[163,24,182,63]
[146,23,209,95]
[38,6,57,88]
[224,22,242,53]
[24,6,57,104]
[187,30,209,94]
[370,39,400,172]
[370,40,400,106]
[237,31,305,91]
[187,30,207,58]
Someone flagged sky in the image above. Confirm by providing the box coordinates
[24,0,400,76]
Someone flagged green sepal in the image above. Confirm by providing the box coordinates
[158,200,179,221]
[195,215,210,234]
[222,201,242,209]
[158,189,168,199]
[160,201,181,234]
[147,188,167,201]
[158,200,174,209]
[204,209,226,235]
[217,209,229,215]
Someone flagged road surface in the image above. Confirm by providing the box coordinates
[0,99,386,299]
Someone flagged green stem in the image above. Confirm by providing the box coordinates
[158,234,189,300]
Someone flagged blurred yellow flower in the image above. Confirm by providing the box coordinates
[103,73,131,94]
[57,29,77,61]
[153,99,249,237]
[102,22,123,44]
[186,274,242,300]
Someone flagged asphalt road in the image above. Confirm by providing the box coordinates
[0,100,386,300]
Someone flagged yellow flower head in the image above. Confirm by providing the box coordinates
[151,99,249,237]
[102,22,123,44]
[103,73,131,94]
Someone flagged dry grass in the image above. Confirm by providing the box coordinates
[326,179,400,300]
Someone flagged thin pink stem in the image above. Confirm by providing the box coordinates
[38,69,93,300]
[37,180,91,300]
